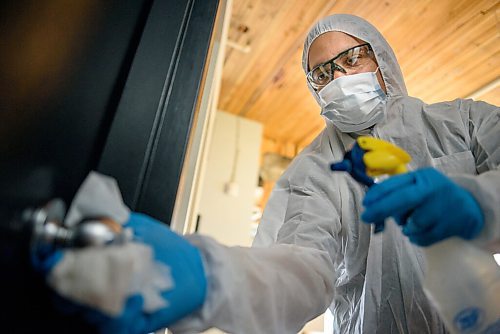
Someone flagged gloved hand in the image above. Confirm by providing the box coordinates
[125,213,207,330]
[361,167,484,246]
[33,212,207,334]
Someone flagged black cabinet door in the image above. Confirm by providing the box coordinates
[98,0,220,224]
[0,0,219,331]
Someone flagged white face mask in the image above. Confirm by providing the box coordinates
[318,69,386,133]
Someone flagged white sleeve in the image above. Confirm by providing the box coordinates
[171,159,341,334]
[451,100,500,245]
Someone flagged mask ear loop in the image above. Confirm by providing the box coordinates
[373,66,389,97]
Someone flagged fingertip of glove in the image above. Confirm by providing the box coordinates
[32,249,64,275]
[362,190,376,206]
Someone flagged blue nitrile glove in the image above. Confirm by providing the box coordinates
[32,212,207,334]
[361,167,484,246]
[123,213,207,331]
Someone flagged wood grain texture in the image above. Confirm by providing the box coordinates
[220,0,499,150]
[221,0,499,214]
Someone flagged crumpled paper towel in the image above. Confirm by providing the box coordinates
[47,171,174,316]
[64,171,130,227]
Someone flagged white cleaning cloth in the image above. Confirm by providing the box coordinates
[48,171,174,316]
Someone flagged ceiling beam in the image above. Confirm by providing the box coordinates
[466,77,500,100]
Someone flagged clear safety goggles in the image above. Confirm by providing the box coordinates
[307,43,375,91]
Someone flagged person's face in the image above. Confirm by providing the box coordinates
[308,31,386,93]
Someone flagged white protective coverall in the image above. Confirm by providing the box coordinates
[172,14,500,334]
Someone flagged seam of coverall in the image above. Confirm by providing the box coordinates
[276,156,341,298]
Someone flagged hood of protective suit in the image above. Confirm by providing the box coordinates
[302,14,408,104]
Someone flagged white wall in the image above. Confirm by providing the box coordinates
[194,111,326,334]
[196,111,262,247]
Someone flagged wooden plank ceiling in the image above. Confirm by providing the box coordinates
[218,0,500,156]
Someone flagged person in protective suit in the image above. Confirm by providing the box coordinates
[37,14,499,334]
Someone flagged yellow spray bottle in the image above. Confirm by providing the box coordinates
[331,136,500,334]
